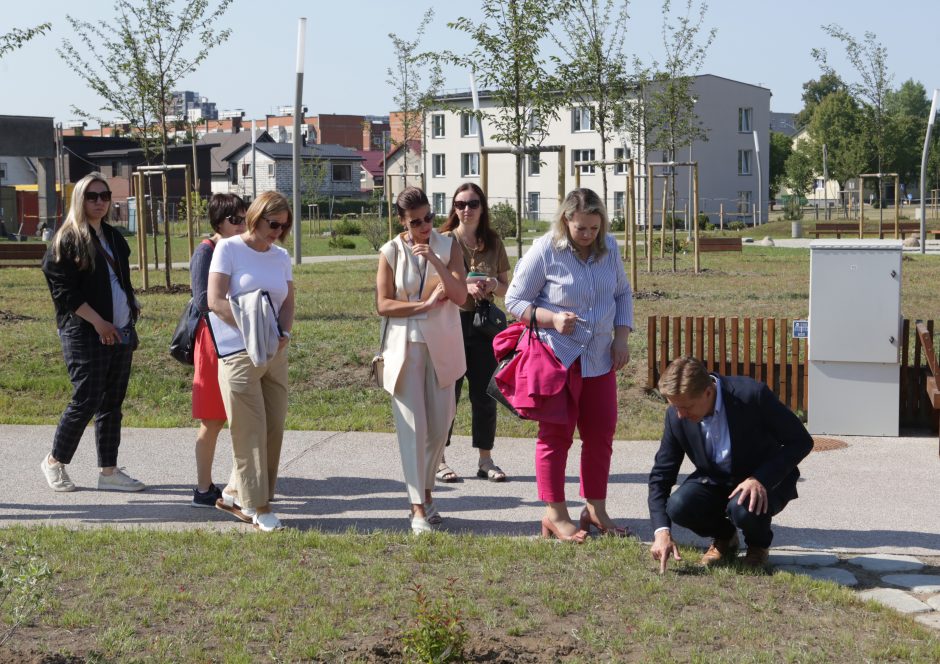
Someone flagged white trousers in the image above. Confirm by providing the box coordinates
[391,342,457,504]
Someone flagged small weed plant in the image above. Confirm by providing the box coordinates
[0,541,53,647]
[401,579,468,664]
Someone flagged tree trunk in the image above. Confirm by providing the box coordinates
[515,152,523,259]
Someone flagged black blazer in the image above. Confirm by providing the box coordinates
[42,222,138,331]
[648,374,813,532]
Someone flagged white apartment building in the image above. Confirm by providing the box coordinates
[424,74,770,225]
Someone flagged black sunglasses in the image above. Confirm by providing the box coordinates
[408,212,435,228]
[264,217,290,231]
[454,199,481,211]
[84,191,112,203]
[227,214,246,225]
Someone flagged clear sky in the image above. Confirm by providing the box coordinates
[3,0,940,126]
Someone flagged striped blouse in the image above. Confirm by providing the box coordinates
[505,232,633,378]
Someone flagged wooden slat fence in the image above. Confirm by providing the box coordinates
[647,316,938,427]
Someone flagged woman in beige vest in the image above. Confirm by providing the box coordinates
[376,187,467,535]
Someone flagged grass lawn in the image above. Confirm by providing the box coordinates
[1,527,938,663]
[2,246,940,439]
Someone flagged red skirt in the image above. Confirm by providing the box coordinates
[191,318,227,421]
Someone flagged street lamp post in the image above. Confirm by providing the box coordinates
[919,89,940,254]
[752,130,762,225]
[291,17,307,265]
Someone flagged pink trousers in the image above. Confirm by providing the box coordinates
[535,362,617,503]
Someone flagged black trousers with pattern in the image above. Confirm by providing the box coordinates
[51,324,134,467]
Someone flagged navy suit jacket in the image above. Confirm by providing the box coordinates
[648,374,813,532]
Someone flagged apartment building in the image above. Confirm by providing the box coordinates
[424,74,771,224]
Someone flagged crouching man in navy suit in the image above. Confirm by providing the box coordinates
[648,356,813,571]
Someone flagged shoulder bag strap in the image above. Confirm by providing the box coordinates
[90,230,136,317]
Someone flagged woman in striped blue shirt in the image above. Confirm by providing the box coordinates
[505,188,633,542]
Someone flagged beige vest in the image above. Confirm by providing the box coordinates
[378,231,466,395]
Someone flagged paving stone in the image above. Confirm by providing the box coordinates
[915,613,940,630]
[769,551,839,567]
[926,594,940,611]
[857,588,932,614]
[881,574,940,593]
[847,554,924,573]
[777,565,858,586]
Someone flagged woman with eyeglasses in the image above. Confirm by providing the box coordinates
[505,188,634,542]
[40,172,144,493]
[188,193,247,508]
[376,186,467,534]
[207,191,295,532]
[438,183,510,483]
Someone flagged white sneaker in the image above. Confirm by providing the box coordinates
[97,468,145,492]
[411,515,434,535]
[252,512,283,532]
[41,455,75,492]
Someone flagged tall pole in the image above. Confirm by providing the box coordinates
[822,143,829,221]
[251,119,257,201]
[919,89,939,254]
[752,130,762,225]
[292,17,307,266]
[382,130,389,239]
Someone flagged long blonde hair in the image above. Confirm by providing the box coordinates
[51,172,111,270]
[551,188,609,258]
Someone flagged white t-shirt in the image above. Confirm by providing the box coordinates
[208,235,292,355]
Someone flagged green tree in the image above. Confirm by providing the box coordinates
[553,0,631,207]
[0,23,51,59]
[884,79,931,188]
[784,143,815,201]
[805,90,868,206]
[446,0,567,258]
[59,0,233,288]
[387,8,443,191]
[769,130,793,201]
[794,72,845,129]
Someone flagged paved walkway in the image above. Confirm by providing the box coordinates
[6,425,939,627]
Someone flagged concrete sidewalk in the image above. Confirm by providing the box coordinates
[3,425,938,557]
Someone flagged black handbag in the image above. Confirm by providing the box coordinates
[169,298,202,365]
[472,299,508,339]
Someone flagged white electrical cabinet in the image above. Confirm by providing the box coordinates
[808,240,902,436]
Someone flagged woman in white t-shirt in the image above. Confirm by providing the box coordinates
[207,191,295,532]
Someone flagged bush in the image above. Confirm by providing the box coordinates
[782,196,804,221]
[728,221,746,231]
[333,219,361,236]
[0,541,52,648]
[490,202,517,239]
[328,235,356,250]
[610,216,625,232]
[697,212,711,229]
[360,215,389,251]
[401,580,468,664]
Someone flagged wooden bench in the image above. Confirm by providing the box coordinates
[0,242,47,268]
[810,223,871,239]
[697,237,742,252]
[879,222,920,239]
[915,321,940,457]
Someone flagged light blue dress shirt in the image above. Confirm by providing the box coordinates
[700,376,732,475]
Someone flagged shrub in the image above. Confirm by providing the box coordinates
[328,235,356,250]
[728,221,746,231]
[333,219,361,236]
[490,202,517,239]
[0,541,52,648]
[609,216,625,232]
[401,580,468,664]
[697,212,711,229]
[360,215,389,251]
[783,196,804,221]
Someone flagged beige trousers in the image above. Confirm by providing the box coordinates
[218,349,288,510]
[391,342,457,504]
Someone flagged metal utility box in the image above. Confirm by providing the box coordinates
[808,240,902,436]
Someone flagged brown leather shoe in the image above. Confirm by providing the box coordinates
[741,546,770,569]
[699,533,740,566]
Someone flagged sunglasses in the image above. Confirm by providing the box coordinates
[227,214,246,225]
[84,191,112,203]
[264,217,290,231]
[454,199,481,211]
[408,212,435,228]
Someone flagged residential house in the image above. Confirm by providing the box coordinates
[384,140,423,203]
[425,74,771,224]
[199,130,274,196]
[355,149,385,194]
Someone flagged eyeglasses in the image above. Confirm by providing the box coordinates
[84,191,112,203]
[227,214,246,225]
[408,212,435,228]
[454,199,481,211]
[264,217,290,231]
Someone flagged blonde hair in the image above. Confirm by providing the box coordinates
[658,356,713,397]
[551,188,609,257]
[51,172,110,270]
[246,190,292,241]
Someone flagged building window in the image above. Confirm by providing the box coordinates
[432,153,446,177]
[613,191,625,217]
[431,114,445,138]
[738,107,753,133]
[0,162,6,180]
[572,148,596,174]
[242,162,252,177]
[527,192,540,221]
[461,152,480,177]
[737,190,752,215]
[528,112,541,134]
[433,193,446,215]
[332,164,352,182]
[738,149,752,176]
[267,164,274,177]
[528,153,541,176]
[572,107,594,132]
[111,161,120,178]
[460,112,479,137]
[230,163,238,184]
[614,147,629,175]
